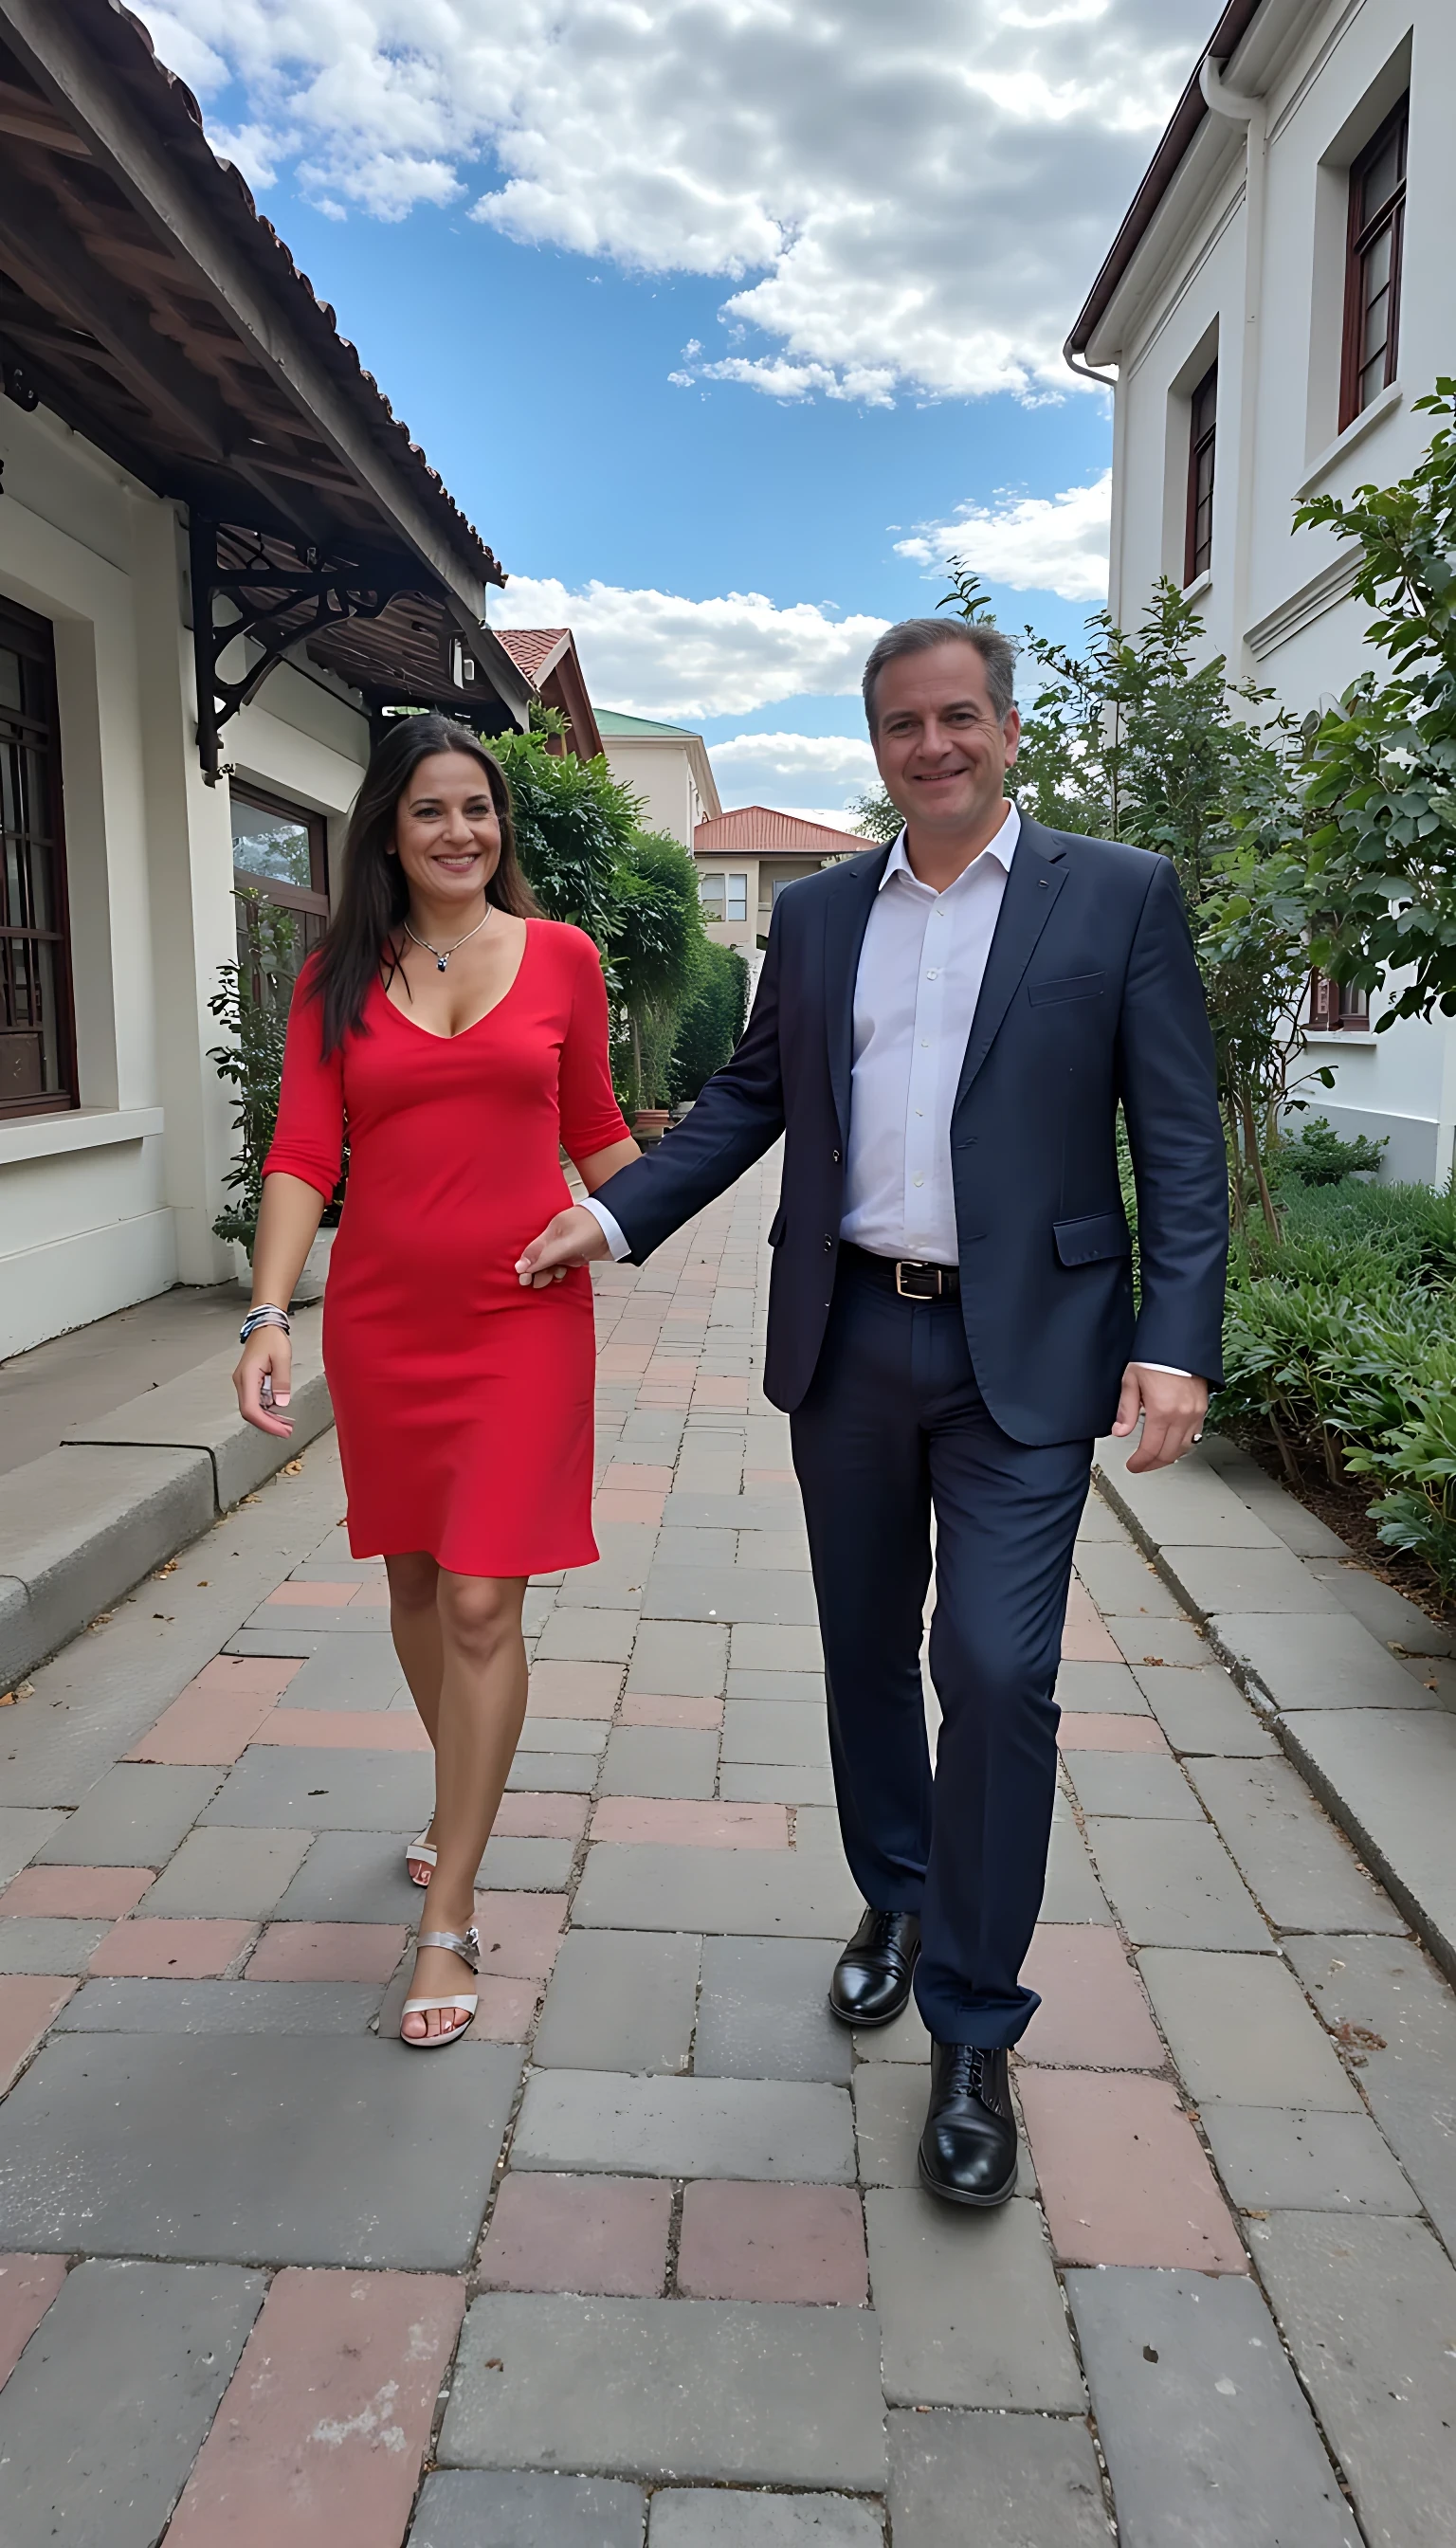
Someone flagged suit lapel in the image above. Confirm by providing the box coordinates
[823,844,891,1143]
[953,819,1067,1110]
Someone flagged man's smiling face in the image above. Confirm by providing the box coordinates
[871,638,1020,841]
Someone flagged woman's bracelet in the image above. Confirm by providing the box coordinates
[240,1303,292,1346]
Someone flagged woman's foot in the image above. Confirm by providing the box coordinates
[407,1820,436,1887]
[400,1927,479,2045]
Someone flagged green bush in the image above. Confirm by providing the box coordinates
[1278,1116,1388,1185]
[1212,1172,1456,1597]
[669,941,751,1101]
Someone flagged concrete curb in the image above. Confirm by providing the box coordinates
[0,1305,333,1688]
[1093,1428,1456,1987]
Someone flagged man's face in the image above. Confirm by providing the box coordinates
[871,640,1020,835]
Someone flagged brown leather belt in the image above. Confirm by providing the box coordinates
[841,1243,960,1301]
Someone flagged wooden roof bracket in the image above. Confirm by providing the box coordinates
[189,512,410,784]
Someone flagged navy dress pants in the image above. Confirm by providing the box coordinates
[790,1256,1094,2048]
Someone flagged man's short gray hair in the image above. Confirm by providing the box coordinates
[862,618,1018,730]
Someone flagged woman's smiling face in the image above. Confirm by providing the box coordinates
[391,749,502,908]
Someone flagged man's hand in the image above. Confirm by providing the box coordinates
[516,1205,611,1289]
[1112,1365,1209,1473]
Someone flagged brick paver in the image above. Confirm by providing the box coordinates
[0,1151,1451,2542]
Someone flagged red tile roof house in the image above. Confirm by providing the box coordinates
[692,807,857,958]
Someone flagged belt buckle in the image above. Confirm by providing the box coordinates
[895,1260,937,1301]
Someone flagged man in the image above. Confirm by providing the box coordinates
[519,619,1228,2206]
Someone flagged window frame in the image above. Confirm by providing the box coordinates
[725,871,749,924]
[229,781,331,923]
[1184,360,1218,589]
[1339,95,1409,433]
[0,596,78,1120]
[699,869,727,919]
[1308,967,1370,1033]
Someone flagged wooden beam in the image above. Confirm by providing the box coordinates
[0,83,89,155]
[0,172,232,459]
[0,0,506,628]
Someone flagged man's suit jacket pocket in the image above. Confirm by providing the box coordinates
[1028,971,1105,1007]
[1054,1210,1132,1266]
[768,1203,787,1247]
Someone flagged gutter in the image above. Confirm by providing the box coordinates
[1065,0,1268,371]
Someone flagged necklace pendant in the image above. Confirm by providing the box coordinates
[436,955,448,973]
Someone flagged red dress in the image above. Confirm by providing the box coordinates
[264,919,628,1576]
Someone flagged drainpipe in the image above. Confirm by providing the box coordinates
[1200,52,1267,677]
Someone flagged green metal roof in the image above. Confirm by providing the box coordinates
[595,708,700,739]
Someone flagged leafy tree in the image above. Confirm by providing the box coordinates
[669,939,751,1100]
[488,729,639,946]
[608,828,710,1108]
[1293,380,1456,1025]
[852,783,900,841]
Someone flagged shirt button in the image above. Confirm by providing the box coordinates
[913,1174,924,1188]
[926,970,939,979]
[920,1038,930,1048]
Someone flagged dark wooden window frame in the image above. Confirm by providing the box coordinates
[1339,96,1409,433]
[229,780,330,922]
[0,596,77,1119]
[1184,359,1218,588]
[1308,968,1370,1032]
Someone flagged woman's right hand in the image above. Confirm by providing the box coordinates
[233,1328,294,1437]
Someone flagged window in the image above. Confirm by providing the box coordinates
[699,871,725,919]
[230,785,329,996]
[1185,362,1217,586]
[1309,969,1370,1032]
[0,600,75,1118]
[726,873,748,923]
[1340,97,1408,430]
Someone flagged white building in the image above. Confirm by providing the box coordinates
[692,807,854,968]
[597,711,721,847]
[0,0,532,1358]
[1069,0,1456,1182]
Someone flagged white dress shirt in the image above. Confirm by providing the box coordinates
[840,804,1018,1262]
[581,803,1188,1377]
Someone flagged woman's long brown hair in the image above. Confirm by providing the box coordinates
[308,713,539,1054]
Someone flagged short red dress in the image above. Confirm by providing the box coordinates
[264,919,628,1576]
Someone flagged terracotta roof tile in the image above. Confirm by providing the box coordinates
[695,807,860,856]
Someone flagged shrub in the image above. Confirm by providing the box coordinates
[669,940,751,1101]
[1278,1117,1388,1185]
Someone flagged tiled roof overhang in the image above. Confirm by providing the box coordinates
[0,0,530,726]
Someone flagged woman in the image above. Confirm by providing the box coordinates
[233,715,637,2047]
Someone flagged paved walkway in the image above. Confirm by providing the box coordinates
[1,1155,1453,2547]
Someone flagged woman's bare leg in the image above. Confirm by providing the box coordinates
[385,1550,445,1880]
[403,1570,529,2042]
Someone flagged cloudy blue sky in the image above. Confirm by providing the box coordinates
[139,0,1215,818]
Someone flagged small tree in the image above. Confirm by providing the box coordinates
[1294,379,1456,1024]
[487,729,640,947]
[608,829,710,1109]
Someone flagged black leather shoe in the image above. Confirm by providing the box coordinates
[917,2040,1019,2207]
[828,1908,920,2027]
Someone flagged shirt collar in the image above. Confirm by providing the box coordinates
[880,797,1021,892]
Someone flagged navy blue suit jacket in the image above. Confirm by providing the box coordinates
[592,817,1228,1442]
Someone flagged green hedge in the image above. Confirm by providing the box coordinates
[1210,1175,1456,1595]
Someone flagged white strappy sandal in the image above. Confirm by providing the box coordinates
[400,1925,480,2049]
[406,1831,436,1887]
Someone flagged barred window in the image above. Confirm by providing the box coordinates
[0,599,75,1118]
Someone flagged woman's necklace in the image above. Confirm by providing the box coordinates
[402,905,491,974]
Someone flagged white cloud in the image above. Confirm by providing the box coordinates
[492,574,885,722]
[136,0,1213,400]
[896,473,1112,602]
[710,730,876,785]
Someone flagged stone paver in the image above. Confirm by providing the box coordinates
[1250,2211,1456,2548]
[166,2266,464,2548]
[887,2409,1108,2548]
[440,2293,886,2487]
[479,2172,672,2295]
[3,1153,1451,2545]
[1066,2266,1358,2548]
[410,2471,648,2547]
[676,2180,868,2302]
[0,2258,264,2548]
